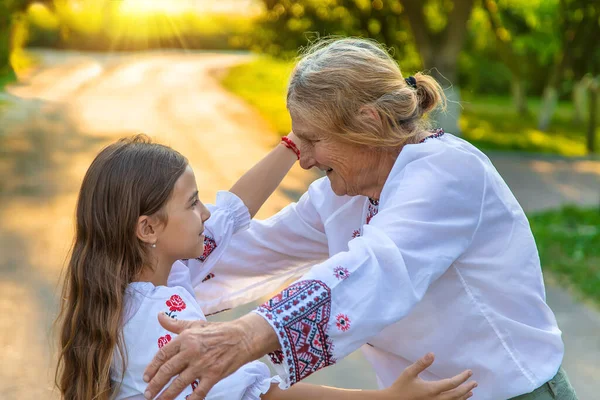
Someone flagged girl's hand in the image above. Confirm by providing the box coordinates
[381,353,477,400]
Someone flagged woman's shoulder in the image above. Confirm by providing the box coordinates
[380,133,489,206]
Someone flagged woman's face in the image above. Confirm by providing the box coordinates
[292,115,386,198]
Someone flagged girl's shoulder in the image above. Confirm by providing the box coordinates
[113,284,205,399]
[123,282,204,329]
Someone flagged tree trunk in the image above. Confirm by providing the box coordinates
[402,0,475,135]
[587,78,598,154]
[512,79,528,116]
[483,0,529,115]
[424,55,462,134]
[538,85,559,131]
[572,77,590,124]
[0,19,15,79]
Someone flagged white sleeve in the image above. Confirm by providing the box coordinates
[194,182,331,315]
[181,191,251,288]
[252,148,486,388]
[206,361,282,400]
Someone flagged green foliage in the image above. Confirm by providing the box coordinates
[221,57,293,134]
[253,0,421,70]
[529,206,600,305]
[222,57,600,156]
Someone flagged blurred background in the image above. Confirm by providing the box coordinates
[0,0,598,399]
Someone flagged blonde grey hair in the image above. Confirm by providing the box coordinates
[287,38,446,148]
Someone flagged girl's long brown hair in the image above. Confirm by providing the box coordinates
[56,135,187,400]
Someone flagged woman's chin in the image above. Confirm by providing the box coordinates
[329,180,347,196]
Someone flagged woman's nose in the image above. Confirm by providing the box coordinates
[299,147,316,170]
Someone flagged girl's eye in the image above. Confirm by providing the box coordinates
[191,199,199,207]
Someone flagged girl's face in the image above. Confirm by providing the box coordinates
[155,165,210,262]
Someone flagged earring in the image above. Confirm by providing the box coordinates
[151,243,156,248]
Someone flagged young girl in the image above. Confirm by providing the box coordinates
[55,134,476,400]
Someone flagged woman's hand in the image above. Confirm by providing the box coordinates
[142,312,279,400]
[381,353,477,400]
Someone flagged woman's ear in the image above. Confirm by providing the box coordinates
[136,215,160,246]
[359,105,382,127]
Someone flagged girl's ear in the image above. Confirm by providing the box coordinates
[136,215,161,246]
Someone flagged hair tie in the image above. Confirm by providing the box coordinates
[405,76,417,89]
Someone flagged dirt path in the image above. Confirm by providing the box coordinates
[0,50,598,399]
[0,49,317,399]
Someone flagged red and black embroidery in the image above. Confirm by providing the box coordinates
[185,380,201,399]
[165,294,186,318]
[366,198,379,225]
[157,334,172,348]
[201,272,215,283]
[256,280,335,385]
[333,266,350,280]
[335,314,351,332]
[419,128,444,143]
[197,235,217,262]
[352,229,361,239]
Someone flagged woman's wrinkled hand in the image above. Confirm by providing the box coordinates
[382,353,477,400]
[142,312,277,400]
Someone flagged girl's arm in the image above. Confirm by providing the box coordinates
[229,132,299,218]
[262,354,476,400]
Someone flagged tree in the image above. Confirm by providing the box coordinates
[0,0,53,79]
[537,0,600,133]
[256,0,475,134]
[401,0,476,134]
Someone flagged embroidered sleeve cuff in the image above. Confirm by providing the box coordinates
[252,280,336,388]
[215,191,251,234]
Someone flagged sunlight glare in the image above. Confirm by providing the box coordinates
[120,0,188,15]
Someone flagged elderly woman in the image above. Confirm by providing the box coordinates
[143,38,577,400]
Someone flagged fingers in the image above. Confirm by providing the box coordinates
[440,382,477,400]
[155,366,197,400]
[440,379,477,400]
[186,377,219,400]
[434,369,473,393]
[143,339,183,395]
[159,312,195,334]
[405,353,435,378]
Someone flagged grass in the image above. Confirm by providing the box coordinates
[221,56,599,156]
[529,206,600,306]
[221,57,294,135]
[0,68,16,91]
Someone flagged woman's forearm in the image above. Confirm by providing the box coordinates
[262,383,385,400]
[229,133,298,218]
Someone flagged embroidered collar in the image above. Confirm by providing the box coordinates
[419,128,445,143]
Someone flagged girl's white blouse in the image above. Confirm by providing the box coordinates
[195,134,564,400]
[111,191,281,400]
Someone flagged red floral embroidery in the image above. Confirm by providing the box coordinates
[166,294,186,312]
[201,272,215,283]
[158,334,172,348]
[197,235,217,262]
[352,229,361,238]
[165,294,186,318]
[336,314,351,332]
[333,266,350,280]
[256,280,335,385]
